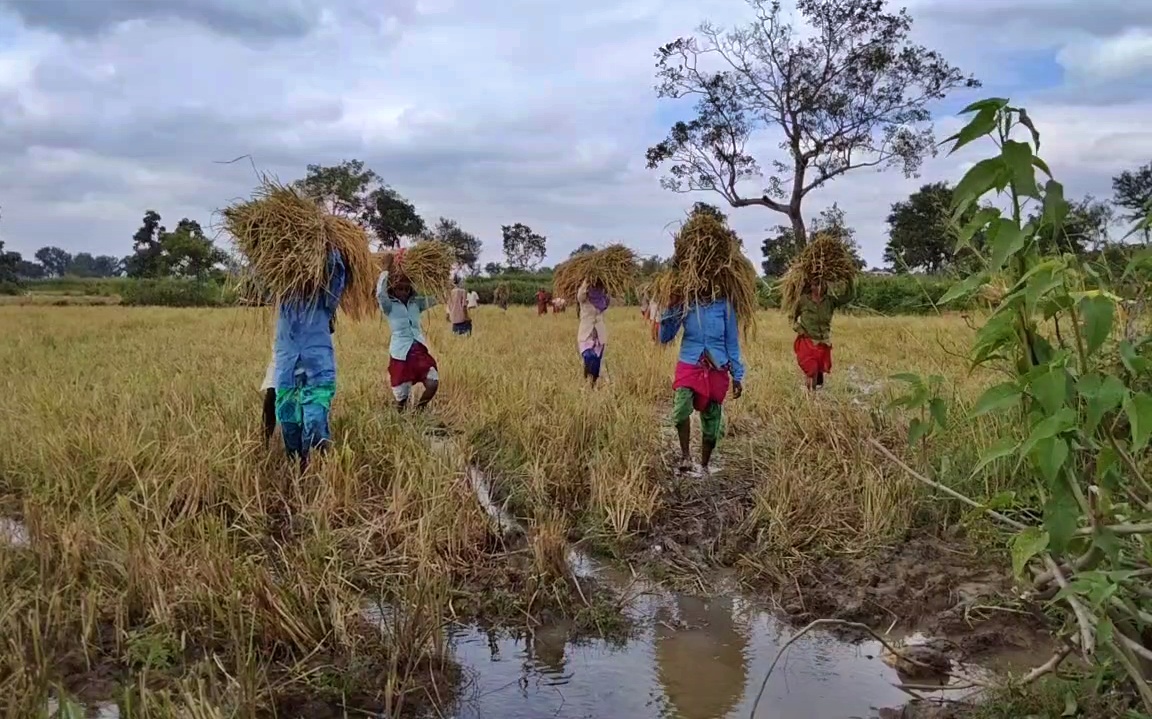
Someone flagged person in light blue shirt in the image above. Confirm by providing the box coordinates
[274,249,346,469]
[377,252,440,411]
[659,295,745,472]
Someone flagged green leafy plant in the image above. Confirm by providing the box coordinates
[888,97,1152,710]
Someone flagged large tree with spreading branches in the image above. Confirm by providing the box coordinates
[646,0,978,246]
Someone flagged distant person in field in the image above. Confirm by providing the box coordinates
[576,280,608,387]
[792,278,854,391]
[536,288,549,316]
[647,296,662,343]
[272,250,346,469]
[467,288,480,310]
[659,290,744,473]
[494,285,509,311]
[378,252,439,411]
[447,276,472,336]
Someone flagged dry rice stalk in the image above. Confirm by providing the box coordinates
[376,241,454,301]
[650,211,759,334]
[552,244,638,300]
[778,232,859,315]
[221,178,377,321]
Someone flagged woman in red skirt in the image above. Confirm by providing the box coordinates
[792,279,853,391]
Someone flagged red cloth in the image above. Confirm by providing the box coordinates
[536,291,549,315]
[794,335,832,378]
[388,342,438,387]
[673,361,730,412]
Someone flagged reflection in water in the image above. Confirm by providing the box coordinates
[654,595,749,719]
[442,582,972,719]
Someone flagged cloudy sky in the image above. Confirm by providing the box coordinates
[1,0,1150,268]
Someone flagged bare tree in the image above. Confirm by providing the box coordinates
[646,0,979,246]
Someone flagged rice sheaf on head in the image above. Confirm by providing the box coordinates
[222,178,377,321]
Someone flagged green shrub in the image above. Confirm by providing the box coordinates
[120,279,230,307]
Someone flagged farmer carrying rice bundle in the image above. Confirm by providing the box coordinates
[494,283,510,311]
[446,276,472,336]
[223,179,376,469]
[376,242,453,411]
[651,209,756,474]
[779,233,858,391]
[553,244,637,387]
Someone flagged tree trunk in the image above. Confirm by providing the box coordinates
[790,211,808,247]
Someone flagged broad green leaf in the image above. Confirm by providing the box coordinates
[1029,367,1068,415]
[989,219,1026,270]
[1031,155,1051,177]
[945,105,1000,154]
[1044,477,1079,553]
[908,417,931,446]
[938,272,986,306]
[987,490,1017,510]
[1032,435,1068,482]
[1011,527,1049,577]
[1023,266,1064,312]
[972,436,1020,475]
[953,158,1008,216]
[1021,408,1077,455]
[1093,528,1123,565]
[1120,340,1150,376]
[1125,391,1152,453]
[959,97,1010,114]
[1079,295,1115,357]
[1002,140,1040,197]
[956,208,999,245]
[1079,374,1126,435]
[972,382,1021,416]
[1095,615,1114,652]
[929,398,948,429]
[1041,179,1069,228]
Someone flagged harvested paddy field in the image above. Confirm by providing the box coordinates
[0,306,1052,717]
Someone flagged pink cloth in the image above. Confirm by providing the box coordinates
[673,361,730,412]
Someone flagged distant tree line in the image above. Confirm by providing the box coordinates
[2,159,560,287]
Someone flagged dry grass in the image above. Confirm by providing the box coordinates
[0,305,1004,714]
[222,180,377,321]
[654,212,761,334]
[779,232,860,315]
[552,244,638,300]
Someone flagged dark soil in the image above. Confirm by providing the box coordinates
[775,531,1050,660]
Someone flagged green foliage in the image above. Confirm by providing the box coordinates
[895,96,1152,709]
[763,205,864,276]
[501,222,547,271]
[0,240,21,287]
[120,278,233,307]
[422,217,482,275]
[126,213,227,280]
[294,160,425,247]
[1112,161,1152,238]
[884,181,983,273]
[647,0,977,244]
[34,246,73,277]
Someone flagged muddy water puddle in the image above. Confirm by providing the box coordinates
[442,585,983,719]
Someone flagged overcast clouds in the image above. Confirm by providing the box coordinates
[1,0,1150,267]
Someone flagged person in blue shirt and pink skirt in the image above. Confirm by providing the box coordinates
[659,291,745,474]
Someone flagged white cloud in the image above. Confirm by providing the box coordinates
[0,0,1149,270]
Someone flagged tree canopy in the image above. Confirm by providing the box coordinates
[1112,161,1152,241]
[883,182,972,273]
[424,217,482,275]
[294,160,426,248]
[502,223,547,271]
[646,0,977,246]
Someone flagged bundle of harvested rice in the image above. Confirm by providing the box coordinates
[494,282,510,302]
[376,240,454,301]
[650,211,759,334]
[778,232,859,315]
[552,244,637,300]
[222,179,376,321]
